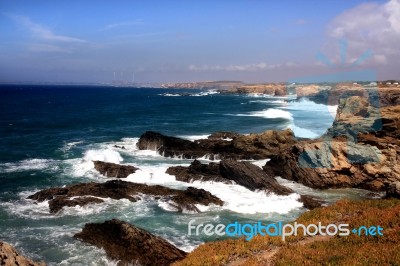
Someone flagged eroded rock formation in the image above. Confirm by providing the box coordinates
[93,161,138,178]
[28,180,223,213]
[0,241,45,266]
[74,219,186,266]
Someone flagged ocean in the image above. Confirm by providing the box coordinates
[0,85,370,265]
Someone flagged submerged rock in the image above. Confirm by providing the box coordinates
[0,241,45,266]
[28,180,223,213]
[93,160,138,178]
[74,219,186,266]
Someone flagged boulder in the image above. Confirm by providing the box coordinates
[0,241,45,266]
[219,160,293,195]
[386,182,400,199]
[93,161,138,178]
[74,219,186,266]
[28,180,223,213]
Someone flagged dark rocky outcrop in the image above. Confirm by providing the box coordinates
[298,195,324,210]
[74,219,186,266]
[137,129,296,160]
[167,159,323,209]
[219,160,293,195]
[48,196,104,213]
[386,181,400,199]
[0,241,45,266]
[166,160,229,184]
[167,159,292,195]
[28,180,223,213]
[93,161,138,178]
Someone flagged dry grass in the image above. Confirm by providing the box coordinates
[174,199,400,266]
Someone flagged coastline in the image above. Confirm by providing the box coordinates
[1,83,399,265]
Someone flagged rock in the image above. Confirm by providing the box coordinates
[48,196,104,213]
[219,83,287,96]
[93,161,138,178]
[295,85,321,97]
[298,195,323,210]
[167,159,293,195]
[137,129,296,160]
[219,160,293,195]
[136,131,200,159]
[207,131,239,140]
[74,219,186,266]
[0,241,45,266]
[28,180,223,213]
[386,182,400,198]
[166,160,229,184]
[263,88,400,192]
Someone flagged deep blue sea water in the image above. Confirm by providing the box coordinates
[0,85,369,265]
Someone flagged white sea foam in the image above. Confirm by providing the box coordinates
[159,93,181,97]
[190,90,219,97]
[248,158,270,168]
[190,181,302,214]
[0,159,60,173]
[282,98,338,118]
[59,141,84,153]
[177,134,210,141]
[233,108,293,120]
[125,162,303,215]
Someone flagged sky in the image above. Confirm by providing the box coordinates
[0,0,399,84]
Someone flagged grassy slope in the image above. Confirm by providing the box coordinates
[174,199,400,266]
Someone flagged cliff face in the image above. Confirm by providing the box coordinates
[219,83,288,96]
[263,87,400,193]
[0,242,45,266]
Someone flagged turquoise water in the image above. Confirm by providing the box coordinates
[0,85,368,265]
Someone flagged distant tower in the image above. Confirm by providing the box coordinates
[113,71,116,81]
[132,72,135,83]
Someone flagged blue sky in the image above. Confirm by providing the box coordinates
[0,0,398,83]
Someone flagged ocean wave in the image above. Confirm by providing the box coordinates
[288,123,319,139]
[0,158,60,173]
[159,93,182,97]
[282,98,338,118]
[177,134,210,141]
[125,163,303,215]
[232,108,293,120]
[190,90,219,97]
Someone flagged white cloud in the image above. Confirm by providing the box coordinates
[7,14,86,43]
[104,19,143,30]
[326,0,400,66]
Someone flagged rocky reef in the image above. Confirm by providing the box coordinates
[0,241,45,266]
[93,160,138,178]
[27,180,223,213]
[167,159,322,209]
[75,219,186,266]
[137,129,295,160]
